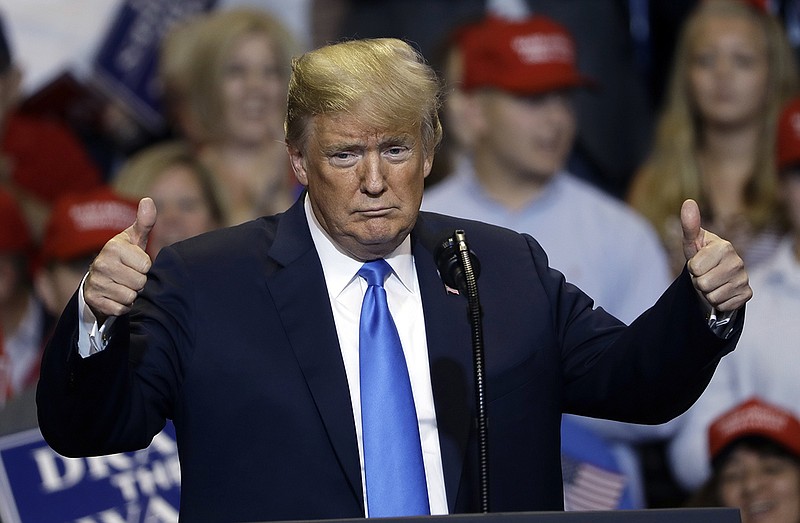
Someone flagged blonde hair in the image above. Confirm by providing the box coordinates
[629,0,798,239]
[160,7,299,142]
[159,13,207,135]
[285,38,443,156]
[112,140,226,224]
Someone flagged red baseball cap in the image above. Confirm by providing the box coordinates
[40,187,137,264]
[0,189,33,254]
[457,15,595,96]
[777,96,800,172]
[708,397,800,460]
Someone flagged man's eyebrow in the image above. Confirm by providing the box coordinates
[381,134,415,146]
[320,141,363,154]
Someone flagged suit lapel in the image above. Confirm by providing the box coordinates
[412,214,476,512]
[265,199,364,509]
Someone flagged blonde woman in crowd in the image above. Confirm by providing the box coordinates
[629,0,798,275]
[112,140,225,257]
[159,8,301,225]
[668,95,800,494]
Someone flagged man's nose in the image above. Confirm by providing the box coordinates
[360,152,386,195]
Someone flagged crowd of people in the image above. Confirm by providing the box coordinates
[1,1,799,522]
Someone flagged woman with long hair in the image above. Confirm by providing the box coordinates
[160,8,301,225]
[629,0,798,274]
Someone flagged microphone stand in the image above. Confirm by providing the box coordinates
[434,230,489,513]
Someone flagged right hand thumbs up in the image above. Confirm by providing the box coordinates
[84,198,158,321]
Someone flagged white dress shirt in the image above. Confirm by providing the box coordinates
[303,196,448,515]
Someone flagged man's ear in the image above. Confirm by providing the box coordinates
[423,153,434,179]
[287,144,309,187]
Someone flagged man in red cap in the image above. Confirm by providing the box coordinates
[423,14,673,510]
[35,187,138,318]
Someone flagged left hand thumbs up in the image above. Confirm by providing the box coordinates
[679,199,752,312]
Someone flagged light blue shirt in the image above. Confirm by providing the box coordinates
[423,168,671,324]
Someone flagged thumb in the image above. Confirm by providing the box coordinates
[681,198,705,261]
[126,197,157,251]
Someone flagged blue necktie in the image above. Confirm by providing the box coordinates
[358,259,430,517]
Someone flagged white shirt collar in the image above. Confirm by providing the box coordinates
[303,194,416,298]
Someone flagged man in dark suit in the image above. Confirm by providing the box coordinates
[37,38,752,522]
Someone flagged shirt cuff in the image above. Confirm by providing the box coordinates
[77,274,117,358]
[707,308,738,340]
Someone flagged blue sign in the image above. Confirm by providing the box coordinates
[0,423,180,523]
[92,0,217,132]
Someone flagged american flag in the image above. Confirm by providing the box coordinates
[561,454,627,511]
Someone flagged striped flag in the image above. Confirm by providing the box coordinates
[562,454,627,511]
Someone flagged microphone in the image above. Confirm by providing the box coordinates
[432,230,481,294]
[428,229,490,513]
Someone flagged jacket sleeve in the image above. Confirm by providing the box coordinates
[522,233,744,425]
[37,248,193,458]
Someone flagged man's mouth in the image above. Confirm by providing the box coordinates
[358,207,393,217]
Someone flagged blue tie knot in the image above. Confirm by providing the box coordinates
[359,259,392,287]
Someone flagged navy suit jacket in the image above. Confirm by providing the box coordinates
[37,197,741,522]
